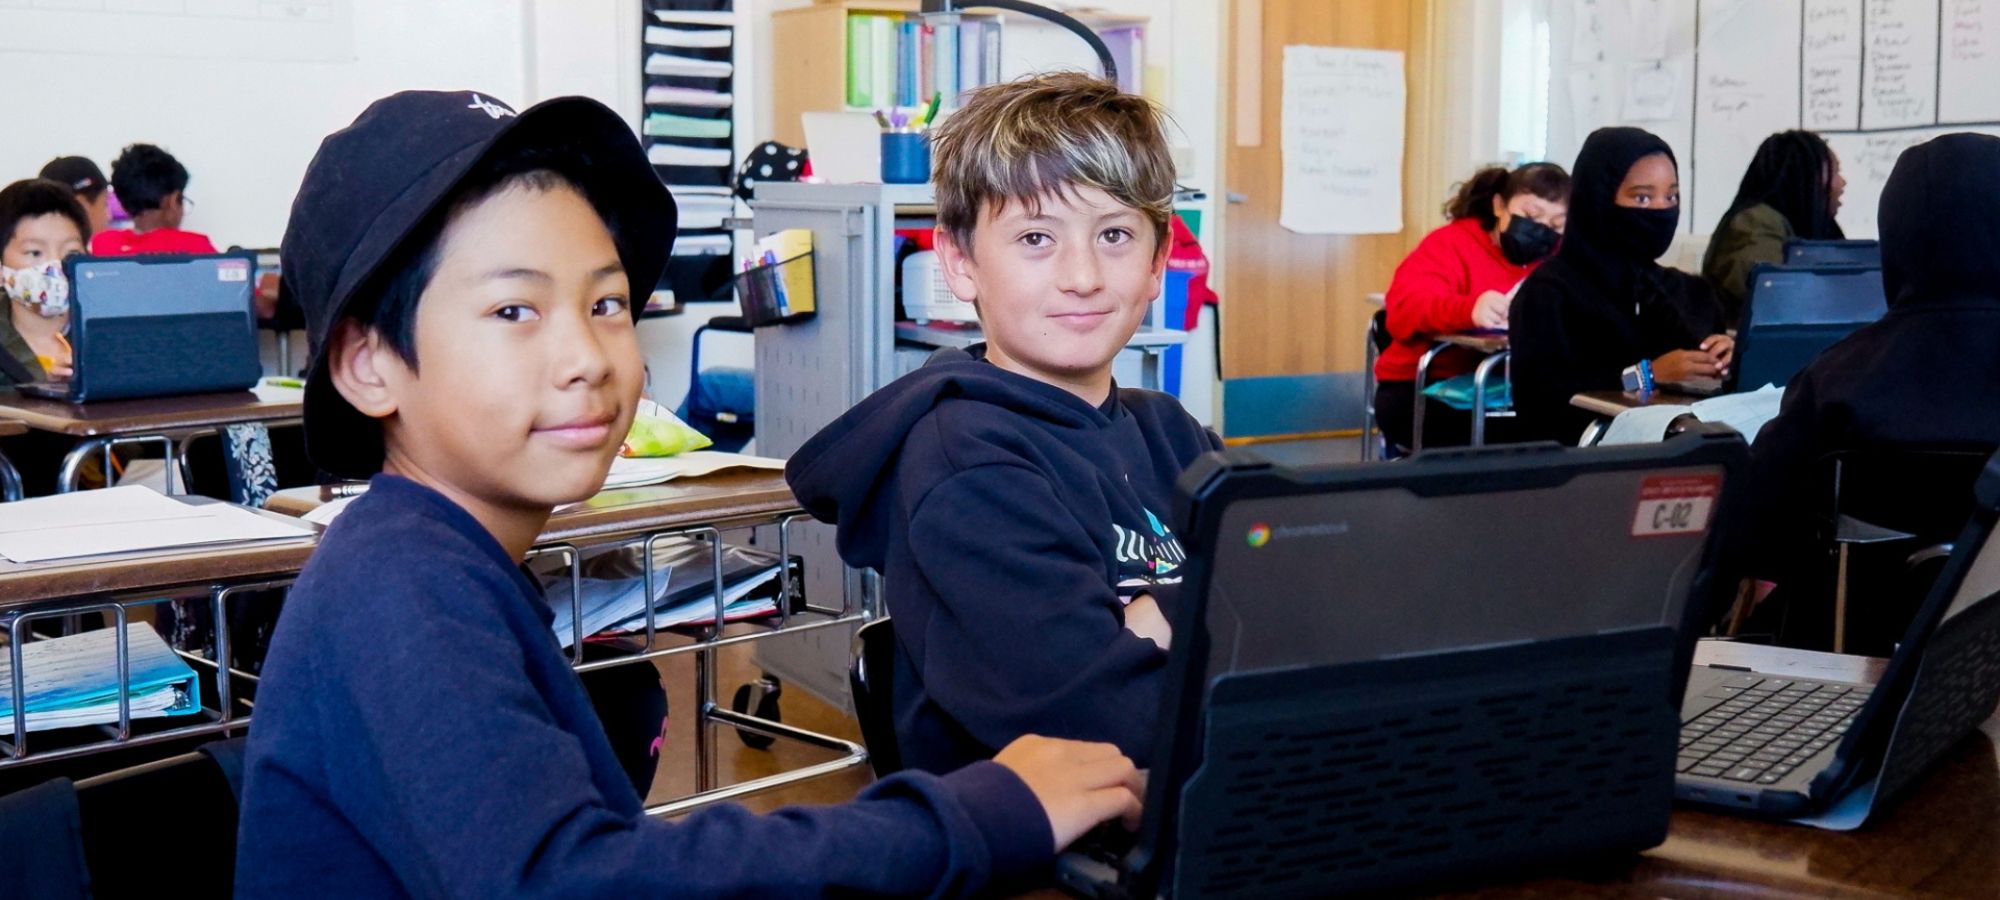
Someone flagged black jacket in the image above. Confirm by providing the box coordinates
[1745,133,2000,583]
[787,349,1220,773]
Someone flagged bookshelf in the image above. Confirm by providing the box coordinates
[770,0,1146,146]
[643,0,739,312]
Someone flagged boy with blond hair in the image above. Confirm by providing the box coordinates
[789,73,1221,774]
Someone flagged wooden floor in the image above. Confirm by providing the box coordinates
[646,642,875,815]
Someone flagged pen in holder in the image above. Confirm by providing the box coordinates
[733,250,817,327]
[880,130,931,185]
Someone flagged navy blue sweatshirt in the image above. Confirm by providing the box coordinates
[787,350,1222,774]
[235,474,1051,899]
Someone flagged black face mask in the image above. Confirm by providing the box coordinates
[1609,204,1680,260]
[1498,216,1560,265]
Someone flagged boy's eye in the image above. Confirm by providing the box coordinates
[1100,228,1134,245]
[1019,232,1052,248]
[494,304,540,322]
[593,296,629,317]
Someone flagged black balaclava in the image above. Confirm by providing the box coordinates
[1717,130,1845,241]
[1557,126,1682,304]
[1878,132,2000,308]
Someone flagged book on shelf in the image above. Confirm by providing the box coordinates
[843,12,1002,111]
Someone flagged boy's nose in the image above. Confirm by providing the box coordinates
[1056,244,1105,295]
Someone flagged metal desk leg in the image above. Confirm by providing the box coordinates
[56,438,110,493]
[1470,351,1509,447]
[58,435,177,493]
[276,331,292,376]
[0,449,20,501]
[1140,347,1162,393]
[1411,343,1449,454]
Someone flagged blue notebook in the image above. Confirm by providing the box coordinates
[0,624,201,732]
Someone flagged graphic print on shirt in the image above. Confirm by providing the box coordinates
[1114,507,1188,599]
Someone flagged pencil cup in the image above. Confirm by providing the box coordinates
[880,131,931,184]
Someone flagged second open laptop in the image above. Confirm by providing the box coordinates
[1058,431,1749,899]
[1675,447,2000,821]
[17,253,263,404]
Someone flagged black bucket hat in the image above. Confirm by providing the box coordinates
[282,90,677,479]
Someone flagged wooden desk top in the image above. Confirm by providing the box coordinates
[1,471,801,609]
[1025,641,2000,898]
[0,389,303,437]
[265,470,800,547]
[1570,388,1710,419]
[1437,332,1509,354]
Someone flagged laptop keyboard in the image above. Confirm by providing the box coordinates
[1678,674,1870,785]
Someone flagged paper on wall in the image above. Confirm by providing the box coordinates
[1278,45,1406,235]
[1624,61,1681,121]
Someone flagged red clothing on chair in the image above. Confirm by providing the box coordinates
[1374,216,1536,383]
[89,227,219,257]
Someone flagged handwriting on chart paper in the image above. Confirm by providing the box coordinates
[1280,45,1406,235]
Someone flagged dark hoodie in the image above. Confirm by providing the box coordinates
[787,348,1221,773]
[1745,133,2000,590]
[1509,127,1728,444]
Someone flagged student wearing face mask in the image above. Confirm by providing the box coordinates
[0,178,88,383]
[1509,127,1733,446]
[1373,162,1570,452]
[1702,130,1847,325]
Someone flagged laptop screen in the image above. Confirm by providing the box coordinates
[1200,465,1724,679]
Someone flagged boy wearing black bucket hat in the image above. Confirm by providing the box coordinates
[234,90,1140,899]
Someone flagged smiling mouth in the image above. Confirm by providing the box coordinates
[534,415,618,449]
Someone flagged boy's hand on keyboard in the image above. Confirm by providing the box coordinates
[1124,594,1172,651]
[994,736,1144,851]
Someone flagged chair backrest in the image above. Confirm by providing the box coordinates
[1820,447,1998,653]
[75,737,245,900]
[1368,308,1391,354]
[1783,238,1881,268]
[1736,264,1887,389]
[0,777,89,900]
[849,617,903,777]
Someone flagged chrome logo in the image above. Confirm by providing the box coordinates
[1246,524,1272,547]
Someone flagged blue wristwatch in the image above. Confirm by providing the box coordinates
[1622,360,1657,393]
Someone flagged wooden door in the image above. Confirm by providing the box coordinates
[1219,0,1438,379]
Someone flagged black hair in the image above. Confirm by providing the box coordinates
[0,178,92,250]
[1719,130,1844,240]
[1444,162,1572,229]
[343,141,627,373]
[108,143,191,215]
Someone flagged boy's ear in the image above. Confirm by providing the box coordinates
[932,225,981,305]
[327,319,403,421]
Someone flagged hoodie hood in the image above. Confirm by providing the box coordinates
[1878,132,2000,308]
[786,349,1121,570]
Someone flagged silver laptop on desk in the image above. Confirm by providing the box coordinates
[19,253,263,403]
[1675,448,2000,819]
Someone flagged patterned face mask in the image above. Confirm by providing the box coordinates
[0,262,69,317]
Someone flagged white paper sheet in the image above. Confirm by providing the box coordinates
[1598,403,1694,446]
[0,486,313,564]
[601,452,785,490]
[1690,384,1785,443]
[1278,45,1406,235]
[644,52,732,78]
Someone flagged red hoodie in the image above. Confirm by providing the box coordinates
[1374,216,1537,382]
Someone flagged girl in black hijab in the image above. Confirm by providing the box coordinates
[1702,130,1848,323]
[1509,127,1733,445]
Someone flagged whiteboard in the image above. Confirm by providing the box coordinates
[0,0,354,63]
[1551,0,2000,238]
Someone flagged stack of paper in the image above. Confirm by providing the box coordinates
[645,52,732,78]
[0,624,201,732]
[0,486,315,564]
[1598,384,1787,446]
[646,25,731,49]
[601,451,786,491]
[646,86,732,108]
[543,541,793,648]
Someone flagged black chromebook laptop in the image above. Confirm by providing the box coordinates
[1058,431,1748,899]
[16,253,262,403]
[1674,447,2000,821]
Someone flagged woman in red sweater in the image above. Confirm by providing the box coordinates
[1375,163,1570,453]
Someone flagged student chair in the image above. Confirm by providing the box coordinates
[678,315,755,453]
[848,617,904,777]
[1819,447,1995,654]
[1360,309,1392,461]
[0,737,247,900]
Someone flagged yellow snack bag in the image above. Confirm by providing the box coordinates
[620,398,714,458]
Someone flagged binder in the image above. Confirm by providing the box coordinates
[0,624,201,733]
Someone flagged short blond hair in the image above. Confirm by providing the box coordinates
[931,72,1175,254]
